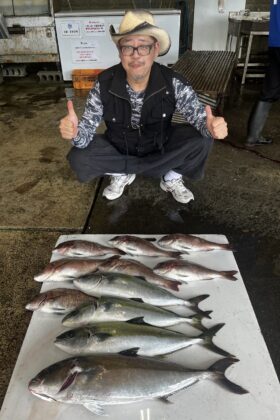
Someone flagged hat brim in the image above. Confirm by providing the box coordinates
[110,22,171,56]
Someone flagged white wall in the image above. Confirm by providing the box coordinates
[192,0,246,50]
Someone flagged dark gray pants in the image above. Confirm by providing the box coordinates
[67,125,213,183]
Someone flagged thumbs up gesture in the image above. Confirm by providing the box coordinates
[59,100,79,140]
[205,105,228,140]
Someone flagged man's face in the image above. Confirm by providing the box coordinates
[118,35,160,83]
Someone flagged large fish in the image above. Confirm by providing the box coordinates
[52,240,124,258]
[98,257,181,291]
[108,235,181,258]
[153,260,238,282]
[26,288,97,314]
[158,234,233,253]
[73,273,211,317]
[34,256,119,282]
[28,355,248,415]
[62,296,206,330]
[54,322,231,357]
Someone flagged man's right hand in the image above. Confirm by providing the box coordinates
[59,100,79,140]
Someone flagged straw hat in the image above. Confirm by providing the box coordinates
[110,10,171,56]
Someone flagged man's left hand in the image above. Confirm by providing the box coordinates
[205,105,228,140]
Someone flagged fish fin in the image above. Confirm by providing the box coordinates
[119,347,140,357]
[127,316,146,325]
[130,298,145,303]
[84,402,106,415]
[158,396,173,404]
[58,371,78,393]
[208,358,249,394]
[200,323,235,357]
[188,294,210,305]
[107,255,120,261]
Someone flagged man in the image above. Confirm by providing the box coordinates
[246,0,280,146]
[60,10,227,203]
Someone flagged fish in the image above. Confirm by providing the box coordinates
[54,322,231,357]
[73,273,211,317]
[153,260,238,282]
[52,240,124,258]
[108,235,181,258]
[98,257,181,291]
[34,256,119,282]
[28,355,248,415]
[158,234,233,253]
[25,288,97,314]
[62,296,206,330]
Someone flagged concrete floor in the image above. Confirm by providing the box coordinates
[0,77,279,408]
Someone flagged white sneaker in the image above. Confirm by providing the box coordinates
[102,174,136,200]
[160,177,194,204]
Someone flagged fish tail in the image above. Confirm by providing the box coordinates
[201,323,234,357]
[115,249,126,255]
[186,294,211,317]
[187,314,208,331]
[157,279,181,291]
[167,251,182,259]
[208,358,249,394]
[220,243,234,251]
[220,270,238,281]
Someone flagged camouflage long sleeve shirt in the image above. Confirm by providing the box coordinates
[72,77,212,148]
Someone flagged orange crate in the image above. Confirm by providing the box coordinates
[72,69,103,90]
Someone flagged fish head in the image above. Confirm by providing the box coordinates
[62,302,98,327]
[107,236,124,247]
[158,235,174,248]
[25,294,47,311]
[53,241,76,256]
[153,261,174,276]
[28,358,82,401]
[34,260,64,282]
[54,327,100,352]
[74,273,104,292]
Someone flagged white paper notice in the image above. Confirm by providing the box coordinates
[71,40,100,63]
[83,18,105,36]
[60,21,80,38]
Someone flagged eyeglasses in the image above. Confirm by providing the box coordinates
[119,44,155,56]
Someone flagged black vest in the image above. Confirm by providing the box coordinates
[98,62,178,157]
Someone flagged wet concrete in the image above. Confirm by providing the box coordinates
[0,77,279,409]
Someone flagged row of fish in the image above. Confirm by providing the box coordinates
[34,253,238,292]
[53,234,233,258]
[28,235,247,416]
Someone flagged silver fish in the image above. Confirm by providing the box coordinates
[99,257,181,291]
[25,288,97,314]
[158,234,233,253]
[52,240,124,258]
[34,256,119,282]
[54,322,231,357]
[108,235,181,258]
[153,260,238,282]
[73,273,211,317]
[28,355,248,415]
[62,296,206,330]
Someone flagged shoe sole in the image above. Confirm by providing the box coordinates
[160,181,194,204]
[103,174,136,200]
